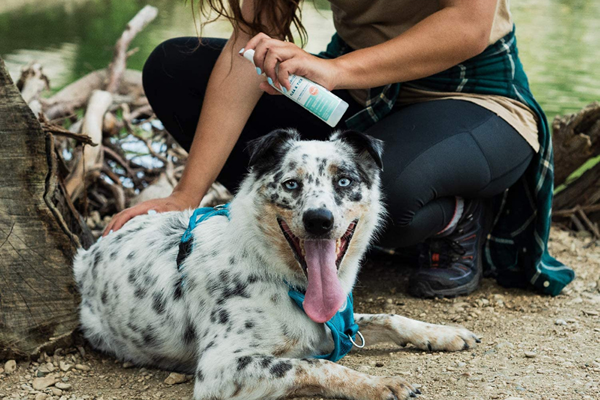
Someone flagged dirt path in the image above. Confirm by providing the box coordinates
[1,228,599,400]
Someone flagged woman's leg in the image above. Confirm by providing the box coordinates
[142,37,362,192]
[366,99,534,297]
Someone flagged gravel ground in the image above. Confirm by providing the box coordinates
[1,227,599,400]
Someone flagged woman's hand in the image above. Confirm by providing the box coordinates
[242,33,340,95]
[102,190,198,236]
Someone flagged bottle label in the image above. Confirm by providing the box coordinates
[284,75,339,121]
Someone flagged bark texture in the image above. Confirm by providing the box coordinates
[0,58,81,358]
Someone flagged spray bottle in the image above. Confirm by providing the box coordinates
[242,49,349,127]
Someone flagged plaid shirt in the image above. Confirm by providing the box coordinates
[319,28,575,296]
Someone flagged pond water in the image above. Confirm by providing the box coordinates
[1,0,599,119]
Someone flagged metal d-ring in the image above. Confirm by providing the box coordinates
[350,330,365,349]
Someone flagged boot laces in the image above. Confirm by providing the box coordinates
[422,238,466,268]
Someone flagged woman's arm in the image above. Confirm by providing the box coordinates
[246,0,497,94]
[104,3,264,235]
[332,0,497,89]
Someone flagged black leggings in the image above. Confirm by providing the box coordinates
[142,37,534,248]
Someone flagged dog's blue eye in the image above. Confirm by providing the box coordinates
[283,180,300,190]
[338,178,352,187]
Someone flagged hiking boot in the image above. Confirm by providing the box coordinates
[408,199,491,298]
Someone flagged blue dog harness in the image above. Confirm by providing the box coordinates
[176,204,364,362]
[287,289,362,362]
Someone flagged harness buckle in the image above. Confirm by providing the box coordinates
[349,330,365,349]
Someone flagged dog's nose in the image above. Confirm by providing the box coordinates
[303,209,334,235]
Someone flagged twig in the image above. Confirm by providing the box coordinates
[553,203,600,217]
[569,214,586,232]
[575,206,600,239]
[106,6,158,94]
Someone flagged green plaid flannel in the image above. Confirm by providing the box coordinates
[319,27,575,296]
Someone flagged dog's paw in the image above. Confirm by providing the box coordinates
[411,324,480,352]
[368,376,420,400]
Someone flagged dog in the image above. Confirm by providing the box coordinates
[74,129,480,400]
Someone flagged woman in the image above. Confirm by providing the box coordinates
[104,0,574,297]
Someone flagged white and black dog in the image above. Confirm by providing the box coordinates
[74,129,479,400]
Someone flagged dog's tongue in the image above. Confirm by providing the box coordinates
[303,240,346,323]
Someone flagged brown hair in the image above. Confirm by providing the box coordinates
[191,0,307,46]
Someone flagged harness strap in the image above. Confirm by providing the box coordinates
[177,204,230,277]
[288,289,360,362]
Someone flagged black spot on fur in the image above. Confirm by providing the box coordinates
[183,321,196,344]
[270,361,293,378]
[260,357,273,368]
[218,309,230,324]
[219,270,230,283]
[173,277,184,300]
[177,240,193,267]
[228,256,236,266]
[245,320,255,329]
[101,289,108,305]
[196,369,204,382]
[152,292,166,315]
[350,192,362,202]
[134,287,147,299]
[248,274,259,283]
[237,356,252,371]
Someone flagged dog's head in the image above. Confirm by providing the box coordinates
[241,129,384,323]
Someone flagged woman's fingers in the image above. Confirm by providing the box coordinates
[102,204,151,236]
[259,81,281,95]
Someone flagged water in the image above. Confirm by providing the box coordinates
[1,0,599,119]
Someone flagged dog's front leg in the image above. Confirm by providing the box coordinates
[355,313,480,351]
[193,354,420,400]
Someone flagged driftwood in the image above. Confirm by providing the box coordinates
[106,5,158,94]
[16,62,49,116]
[552,102,600,235]
[64,90,113,200]
[552,101,600,186]
[0,59,81,358]
[43,69,144,121]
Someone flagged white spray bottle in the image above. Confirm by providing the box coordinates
[242,49,349,127]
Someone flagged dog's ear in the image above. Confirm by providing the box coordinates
[246,129,300,169]
[330,130,384,171]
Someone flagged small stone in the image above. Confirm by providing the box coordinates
[75,364,91,371]
[59,361,72,372]
[4,360,17,374]
[122,361,134,369]
[457,362,466,368]
[583,310,599,316]
[34,394,47,400]
[164,372,188,385]
[555,319,567,325]
[375,362,384,368]
[32,375,57,390]
[386,298,393,304]
[524,351,537,358]
[38,362,55,373]
[50,387,62,396]
[55,382,71,390]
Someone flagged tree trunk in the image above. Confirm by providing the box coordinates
[0,58,87,358]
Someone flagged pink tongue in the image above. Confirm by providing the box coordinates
[303,240,346,323]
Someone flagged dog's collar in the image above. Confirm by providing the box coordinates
[287,287,364,362]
